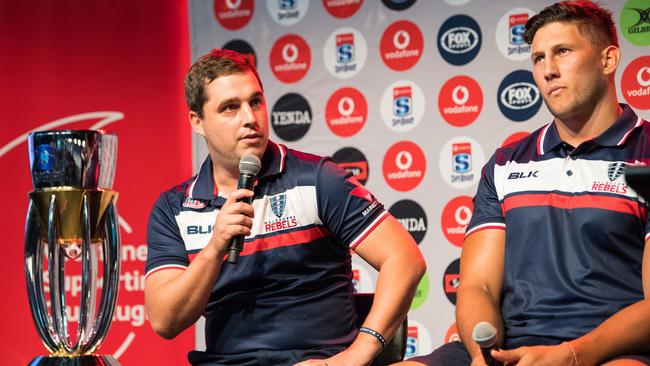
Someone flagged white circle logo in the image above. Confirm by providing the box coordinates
[637,67,650,87]
[495,8,535,61]
[266,0,309,26]
[452,86,469,105]
[380,80,426,132]
[323,27,367,79]
[282,43,299,63]
[394,30,410,50]
[338,97,354,116]
[226,0,241,10]
[396,151,413,170]
[438,136,486,189]
[454,206,472,225]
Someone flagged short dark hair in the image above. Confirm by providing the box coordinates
[524,1,618,48]
[185,49,263,118]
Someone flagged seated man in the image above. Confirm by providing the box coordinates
[401,1,650,365]
[144,48,426,366]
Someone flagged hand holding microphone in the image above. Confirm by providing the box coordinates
[472,321,502,366]
[226,154,261,264]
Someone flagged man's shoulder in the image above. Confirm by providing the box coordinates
[154,175,198,209]
[492,124,548,165]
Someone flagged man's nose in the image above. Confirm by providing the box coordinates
[241,103,257,126]
[544,57,560,81]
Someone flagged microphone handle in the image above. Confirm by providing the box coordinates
[226,173,256,264]
[480,345,502,366]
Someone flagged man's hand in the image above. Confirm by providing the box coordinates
[293,347,373,366]
[470,355,489,366]
[208,189,254,254]
[491,343,574,366]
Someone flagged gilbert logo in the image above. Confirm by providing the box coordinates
[621,1,650,46]
[213,0,254,30]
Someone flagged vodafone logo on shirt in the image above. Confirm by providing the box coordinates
[323,0,363,18]
[383,141,426,192]
[213,0,254,30]
[270,34,311,83]
[380,20,424,71]
[326,87,367,137]
[440,196,473,247]
[438,75,483,127]
[622,56,650,110]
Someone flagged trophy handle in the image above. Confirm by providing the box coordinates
[82,197,121,352]
[25,199,59,352]
[47,193,75,354]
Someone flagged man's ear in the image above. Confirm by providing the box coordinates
[601,45,621,77]
[189,110,206,136]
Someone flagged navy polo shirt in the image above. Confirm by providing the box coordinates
[146,141,388,355]
[467,105,649,347]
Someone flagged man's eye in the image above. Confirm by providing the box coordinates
[559,48,569,55]
[534,56,544,64]
[223,104,238,111]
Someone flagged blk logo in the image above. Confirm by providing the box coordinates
[508,171,539,179]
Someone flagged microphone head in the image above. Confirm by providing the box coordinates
[472,321,497,348]
[239,154,262,176]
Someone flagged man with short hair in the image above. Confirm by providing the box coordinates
[401,2,650,365]
[144,48,426,366]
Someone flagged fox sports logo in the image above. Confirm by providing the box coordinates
[497,70,542,122]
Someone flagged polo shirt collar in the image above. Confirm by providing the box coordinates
[187,140,287,200]
[536,104,642,156]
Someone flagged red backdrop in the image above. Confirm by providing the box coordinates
[0,1,193,364]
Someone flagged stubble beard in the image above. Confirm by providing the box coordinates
[544,74,608,123]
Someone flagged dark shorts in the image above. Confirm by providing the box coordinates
[187,346,346,366]
[407,341,650,366]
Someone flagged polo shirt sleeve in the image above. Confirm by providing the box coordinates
[316,159,389,249]
[465,153,506,237]
[145,192,190,278]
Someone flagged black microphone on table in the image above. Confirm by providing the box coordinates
[226,154,262,264]
[472,321,502,366]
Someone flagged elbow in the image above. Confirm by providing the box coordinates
[413,252,427,280]
[148,315,182,340]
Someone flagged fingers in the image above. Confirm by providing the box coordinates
[293,359,330,366]
[492,347,525,363]
[225,189,254,205]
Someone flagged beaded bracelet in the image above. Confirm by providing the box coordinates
[563,341,580,366]
[359,327,386,348]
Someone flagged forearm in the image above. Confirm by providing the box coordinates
[351,253,426,360]
[571,299,650,366]
[145,243,225,339]
[456,285,504,360]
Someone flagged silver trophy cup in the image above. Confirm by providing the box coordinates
[25,130,121,365]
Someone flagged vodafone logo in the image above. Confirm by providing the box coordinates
[441,196,473,247]
[326,87,367,137]
[383,141,426,192]
[445,323,460,344]
[323,0,363,18]
[270,34,311,83]
[501,131,530,147]
[213,0,253,30]
[380,20,424,71]
[622,56,650,110]
[438,75,483,127]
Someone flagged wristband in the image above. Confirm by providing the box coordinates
[563,341,579,366]
[359,327,386,348]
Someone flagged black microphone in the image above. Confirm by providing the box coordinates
[226,154,262,264]
[472,321,502,366]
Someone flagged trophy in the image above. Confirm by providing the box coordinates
[24,130,121,365]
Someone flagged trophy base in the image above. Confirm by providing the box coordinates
[28,355,120,366]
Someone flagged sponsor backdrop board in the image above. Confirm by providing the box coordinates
[190,0,650,358]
